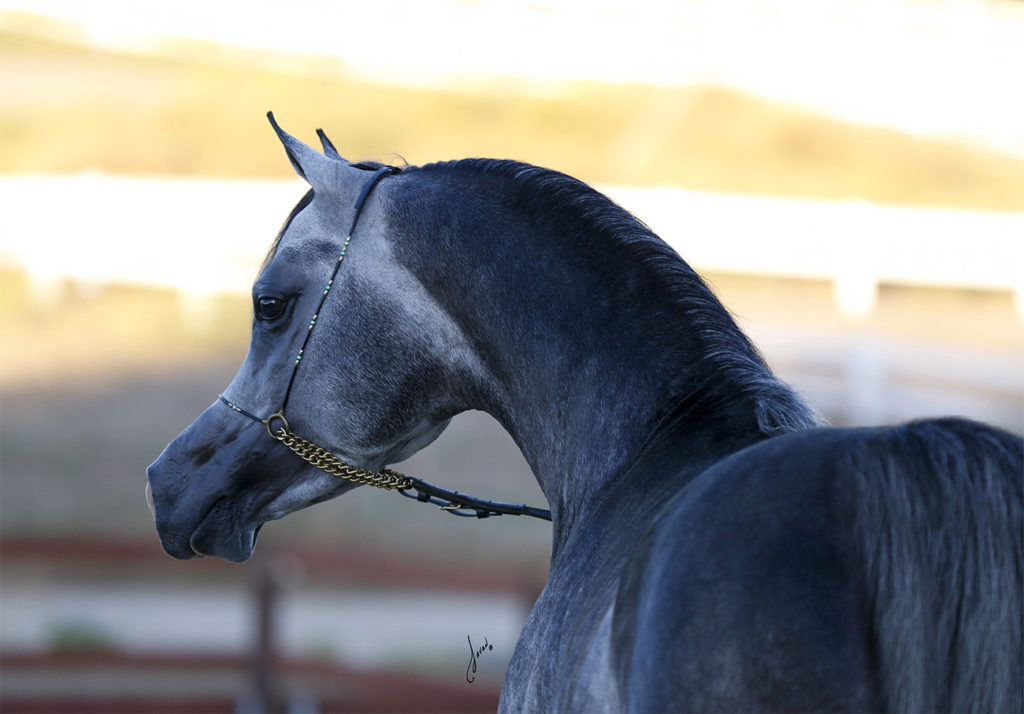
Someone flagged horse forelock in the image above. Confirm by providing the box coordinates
[410,158,821,436]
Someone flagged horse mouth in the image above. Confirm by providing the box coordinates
[189,524,262,563]
[186,498,263,563]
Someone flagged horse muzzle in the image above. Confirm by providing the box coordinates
[146,401,270,563]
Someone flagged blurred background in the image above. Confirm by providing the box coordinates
[1,0,1022,711]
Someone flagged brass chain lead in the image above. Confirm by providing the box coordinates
[261,403,411,491]
[271,425,413,491]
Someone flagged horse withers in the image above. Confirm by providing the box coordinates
[147,115,1023,712]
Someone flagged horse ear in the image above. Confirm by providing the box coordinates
[266,111,337,186]
[316,129,347,162]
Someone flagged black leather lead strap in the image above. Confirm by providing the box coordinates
[398,477,551,520]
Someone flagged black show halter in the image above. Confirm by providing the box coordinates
[219,166,551,522]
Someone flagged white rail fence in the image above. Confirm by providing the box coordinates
[3,174,1021,312]
[2,174,1021,431]
[608,186,1024,319]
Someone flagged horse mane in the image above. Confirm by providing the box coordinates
[415,158,821,436]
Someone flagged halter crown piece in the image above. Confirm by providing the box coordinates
[220,165,551,521]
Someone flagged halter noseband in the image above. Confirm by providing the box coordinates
[219,166,551,522]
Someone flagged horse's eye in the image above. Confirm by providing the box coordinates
[256,295,286,321]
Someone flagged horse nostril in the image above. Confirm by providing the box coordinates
[145,482,156,518]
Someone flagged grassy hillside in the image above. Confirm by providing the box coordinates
[2,19,1022,210]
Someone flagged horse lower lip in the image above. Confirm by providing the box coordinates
[161,534,205,561]
[188,498,258,563]
[188,527,219,559]
[183,496,227,559]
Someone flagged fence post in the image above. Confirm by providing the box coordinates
[246,552,285,714]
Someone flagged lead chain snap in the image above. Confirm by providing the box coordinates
[264,411,290,441]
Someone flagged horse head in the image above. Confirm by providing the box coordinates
[146,115,476,561]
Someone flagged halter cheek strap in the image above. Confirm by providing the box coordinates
[218,166,551,522]
[280,165,400,415]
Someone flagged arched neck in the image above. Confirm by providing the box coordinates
[387,165,813,552]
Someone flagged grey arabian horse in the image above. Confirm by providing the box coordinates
[147,115,1023,713]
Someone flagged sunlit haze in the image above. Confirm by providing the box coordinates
[3,0,1023,153]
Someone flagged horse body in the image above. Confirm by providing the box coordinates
[147,118,1023,712]
[506,419,1021,712]
[504,425,870,712]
